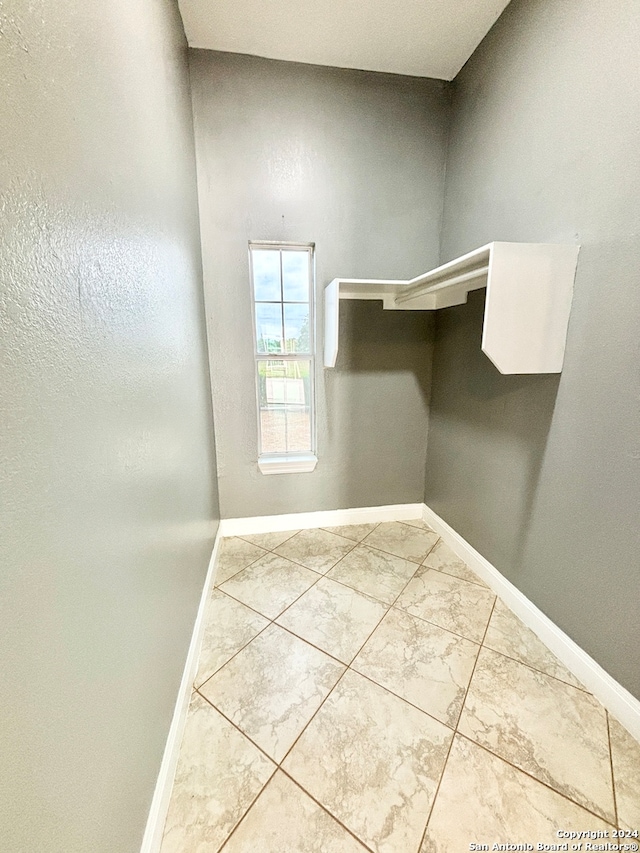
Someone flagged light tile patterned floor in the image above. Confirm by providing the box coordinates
[160,520,640,853]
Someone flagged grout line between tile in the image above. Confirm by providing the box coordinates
[272,544,360,576]
[278,767,377,853]
[358,535,439,567]
[606,711,620,828]
[226,552,326,583]
[417,561,494,593]
[415,723,456,853]
[276,540,457,769]
[213,544,271,588]
[319,535,440,606]
[271,540,360,619]
[217,762,280,853]
[195,618,272,691]
[481,641,594,695]
[422,535,440,562]
[454,730,618,828]
[276,666,351,769]
[216,555,336,623]
[316,569,395,606]
[208,586,278,622]
[193,691,278,853]
[416,596,497,851]
[274,622,350,668]
[217,532,344,589]
[275,547,425,773]
[213,587,274,621]
[198,585,340,687]
[219,531,435,603]
[410,557,599,667]
[271,546,359,577]
[455,596,497,730]
[195,689,277,767]
[452,597,617,828]
[319,521,382,543]
[200,525,619,849]
[347,666,456,732]
[237,529,299,549]
[214,782,267,853]
[197,540,364,690]
[346,541,428,656]
[390,600,487,645]
[425,563,490,589]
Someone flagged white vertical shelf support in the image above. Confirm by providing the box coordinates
[324,278,340,372]
[324,242,579,374]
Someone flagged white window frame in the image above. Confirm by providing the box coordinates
[249,241,317,475]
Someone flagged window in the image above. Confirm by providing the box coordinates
[249,242,317,474]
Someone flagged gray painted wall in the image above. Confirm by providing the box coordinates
[426,0,640,697]
[0,2,219,851]
[189,51,448,517]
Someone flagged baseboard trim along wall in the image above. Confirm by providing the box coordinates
[141,501,640,851]
[421,503,640,743]
[219,502,425,537]
[139,530,223,853]
[222,500,640,740]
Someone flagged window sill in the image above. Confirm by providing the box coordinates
[258,453,318,475]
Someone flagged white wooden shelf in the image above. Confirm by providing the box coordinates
[324,241,580,374]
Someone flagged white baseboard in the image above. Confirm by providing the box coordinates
[422,503,640,742]
[141,500,640,853]
[219,502,424,538]
[139,529,222,853]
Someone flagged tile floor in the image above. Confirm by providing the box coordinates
[160,520,640,853]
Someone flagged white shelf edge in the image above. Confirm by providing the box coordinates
[324,241,580,374]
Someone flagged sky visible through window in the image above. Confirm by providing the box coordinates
[253,249,310,354]
[251,245,314,456]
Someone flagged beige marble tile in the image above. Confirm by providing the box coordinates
[219,551,319,619]
[199,624,344,762]
[224,771,368,852]
[363,520,439,564]
[214,537,268,586]
[195,590,269,688]
[353,608,479,727]
[238,529,299,550]
[322,522,379,542]
[484,598,584,688]
[160,693,275,853]
[396,567,495,642]
[421,735,612,852]
[459,647,615,823]
[274,527,355,573]
[277,576,388,663]
[326,543,418,605]
[609,716,640,830]
[283,669,452,853]
[423,539,488,587]
[402,517,435,531]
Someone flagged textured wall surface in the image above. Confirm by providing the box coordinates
[190,50,448,517]
[0,2,219,851]
[426,0,640,697]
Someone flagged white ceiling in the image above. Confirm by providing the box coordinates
[179,0,511,81]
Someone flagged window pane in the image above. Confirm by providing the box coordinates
[255,303,283,354]
[284,409,311,452]
[282,251,309,302]
[252,250,281,301]
[260,408,287,454]
[258,359,312,454]
[284,303,310,353]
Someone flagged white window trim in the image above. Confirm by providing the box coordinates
[257,452,318,475]
[249,241,317,475]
